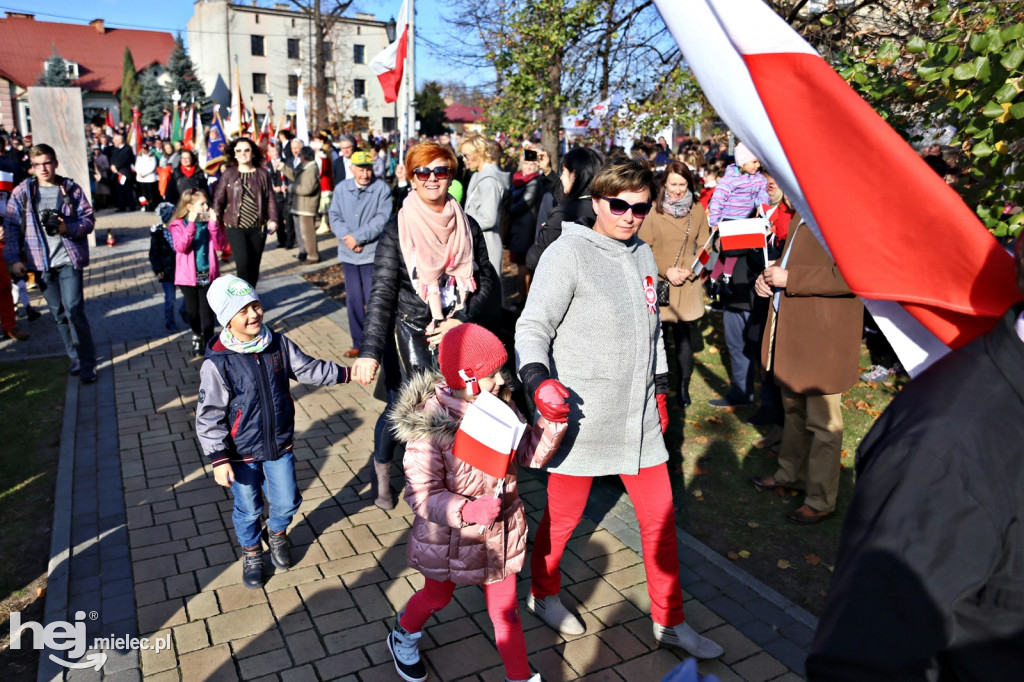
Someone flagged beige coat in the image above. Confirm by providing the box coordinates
[637,203,712,323]
[761,216,864,395]
[286,161,320,216]
[390,372,565,585]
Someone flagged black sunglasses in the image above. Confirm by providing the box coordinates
[412,166,452,181]
[598,196,652,218]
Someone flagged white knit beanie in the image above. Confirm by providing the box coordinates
[207,276,260,328]
[734,142,757,167]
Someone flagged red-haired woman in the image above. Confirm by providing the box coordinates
[352,142,499,510]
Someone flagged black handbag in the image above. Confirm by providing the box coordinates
[656,212,691,307]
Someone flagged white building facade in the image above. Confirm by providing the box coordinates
[187,0,399,136]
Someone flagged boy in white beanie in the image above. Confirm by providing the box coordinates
[196,274,351,588]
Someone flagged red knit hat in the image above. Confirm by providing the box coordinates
[438,323,507,390]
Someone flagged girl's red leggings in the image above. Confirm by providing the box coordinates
[400,573,530,681]
[530,462,686,626]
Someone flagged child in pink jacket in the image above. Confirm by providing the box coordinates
[169,188,227,356]
[386,324,564,682]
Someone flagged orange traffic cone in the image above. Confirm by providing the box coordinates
[106,228,116,246]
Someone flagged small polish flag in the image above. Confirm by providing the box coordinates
[0,170,12,193]
[451,391,527,480]
[118,173,127,186]
[139,196,148,206]
[717,218,767,251]
[691,233,719,276]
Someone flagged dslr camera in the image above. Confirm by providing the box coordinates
[40,209,62,237]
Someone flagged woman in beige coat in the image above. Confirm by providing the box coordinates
[638,161,711,408]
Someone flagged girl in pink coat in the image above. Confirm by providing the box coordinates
[387,324,564,682]
[169,188,228,356]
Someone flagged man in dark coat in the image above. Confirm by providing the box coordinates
[108,133,136,212]
[806,236,1024,680]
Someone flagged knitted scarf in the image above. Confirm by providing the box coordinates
[662,192,694,219]
[397,191,477,311]
[219,324,273,354]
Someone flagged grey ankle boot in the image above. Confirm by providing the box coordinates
[374,460,394,510]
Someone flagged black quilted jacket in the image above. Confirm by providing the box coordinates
[360,213,500,362]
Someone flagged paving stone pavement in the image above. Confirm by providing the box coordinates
[12,209,816,682]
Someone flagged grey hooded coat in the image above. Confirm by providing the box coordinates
[515,223,669,476]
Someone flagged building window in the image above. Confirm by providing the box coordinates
[382,117,396,132]
[251,35,265,56]
[353,79,366,98]
[287,38,300,59]
[326,78,336,96]
[353,45,365,64]
[323,41,333,62]
[291,18,295,27]
[288,75,299,97]
[252,73,267,94]
[254,14,260,24]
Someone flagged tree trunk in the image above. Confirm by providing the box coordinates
[541,51,563,171]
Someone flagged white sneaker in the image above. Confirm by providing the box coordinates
[653,621,724,659]
[859,364,892,382]
[526,594,585,636]
[506,674,542,682]
[387,613,428,682]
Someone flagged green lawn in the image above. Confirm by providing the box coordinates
[0,358,67,681]
[665,313,905,615]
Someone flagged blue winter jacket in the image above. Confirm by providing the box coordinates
[196,331,348,467]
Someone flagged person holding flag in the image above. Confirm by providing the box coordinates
[386,323,564,682]
[515,159,724,659]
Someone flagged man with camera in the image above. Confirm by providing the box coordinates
[4,144,98,383]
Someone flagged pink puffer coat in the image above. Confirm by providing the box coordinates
[390,371,565,585]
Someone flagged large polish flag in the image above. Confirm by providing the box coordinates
[369,0,409,104]
[654,0,1021,375]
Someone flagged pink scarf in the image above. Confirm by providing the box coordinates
[397,191,477,312]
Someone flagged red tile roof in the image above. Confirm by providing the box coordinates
[0,15,176,93]
[445,103,484,123]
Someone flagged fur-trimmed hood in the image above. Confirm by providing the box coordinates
[389,370,514,445]
[389,371,460,446]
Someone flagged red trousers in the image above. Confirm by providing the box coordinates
[400,574,530,680]
[531,462,685,626]
[0,244,17,332]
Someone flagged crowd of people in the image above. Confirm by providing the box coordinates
[3,116,1021,682]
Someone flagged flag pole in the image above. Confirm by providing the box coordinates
[405,0,415,150]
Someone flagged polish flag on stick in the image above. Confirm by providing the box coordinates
[691,233,719,277]
[369,0,409,104]
[653,0,1021,375]
[0,170,13,193]
[451,391,526,481]
[718,218,767,251]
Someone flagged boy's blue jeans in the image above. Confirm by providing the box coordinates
[160,282,187,326]
[229,453,301,548]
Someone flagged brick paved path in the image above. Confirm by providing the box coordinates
[4,211,815,682]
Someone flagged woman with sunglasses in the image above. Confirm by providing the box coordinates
[637,162,711,410]
[212,137,278,286]
[515,159,724,660]
[352,141,498,510]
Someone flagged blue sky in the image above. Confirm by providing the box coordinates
[7,0,481,90]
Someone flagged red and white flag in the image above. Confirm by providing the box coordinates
[451,391,526,480]
[369,0,409,104]
[0,170,13,194]
[718,218,767,251]
[183,102,196,150]
[654,0,1021,375]
[691,233,719,276]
